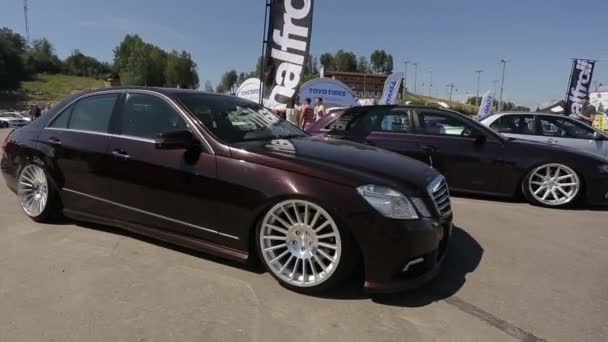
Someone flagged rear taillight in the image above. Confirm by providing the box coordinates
[2,129,14,154]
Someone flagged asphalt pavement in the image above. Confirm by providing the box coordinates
[0,129,607,342]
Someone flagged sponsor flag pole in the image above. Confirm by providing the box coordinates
[259,0,271,105]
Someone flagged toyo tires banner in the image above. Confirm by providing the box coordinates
[298,78,358,108]
[262,0,314,109]
[236,78,262,103]
[379,72,404,105]
[565,59,596,115]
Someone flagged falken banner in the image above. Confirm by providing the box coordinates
[262,0,314,109]
[476,90,495,121]
[565,59,596,115]
[379,72,404,105]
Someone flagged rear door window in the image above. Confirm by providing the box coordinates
[49,94,118,133]
[490,115,536,135]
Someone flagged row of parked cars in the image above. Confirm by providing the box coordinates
[1,87,607,294]
[0,111,31,128]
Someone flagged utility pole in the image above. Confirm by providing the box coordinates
[498,59,510,111]
[23,0,30,44]
[413,62,418,94]
[474,69,483,107]
[428,69,433,97]
[402,60,410,104]
[446,83,456,102]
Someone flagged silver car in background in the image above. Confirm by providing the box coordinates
[481,112,608,158]
[0,112,30,128]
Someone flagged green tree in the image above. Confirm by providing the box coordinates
[0,27,27,52]
[24,38,62,74]
[0,38,26,90]
[63,49,111,78]
[204,80,214,92]
[370,49,394,74]
[319,52,335,70]
[333,50,357,72]
[357,56,369,72]
[220,69,238,94]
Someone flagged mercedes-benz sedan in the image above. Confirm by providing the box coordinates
[307,105,608,208]
[1,88,452,293]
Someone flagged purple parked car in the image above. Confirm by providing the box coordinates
[307,105,608,208]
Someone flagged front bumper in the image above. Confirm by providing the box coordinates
[345,211,452,293]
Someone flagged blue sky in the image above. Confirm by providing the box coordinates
[2,0,607,108]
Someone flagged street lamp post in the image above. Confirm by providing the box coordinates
[498,59,510,111]
[474,69,483,107]
[413,62,418,94]
[403,60,410,104]
[428,69,433,97]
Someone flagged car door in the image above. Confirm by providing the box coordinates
[355,108,429,164]
[537,115,608,157]
[105,92,224,243]
[488,114,543,142]
[413,110,505,194]
[37,92,120,216]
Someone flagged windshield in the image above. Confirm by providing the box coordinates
[177,93,307,143]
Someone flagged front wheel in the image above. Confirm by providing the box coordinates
[522,163,582,208]
[17,164,62,222]
[257,199,356,294]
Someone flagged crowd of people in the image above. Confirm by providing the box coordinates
[282,96,326,129]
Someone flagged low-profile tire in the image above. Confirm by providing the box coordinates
[522,163,582,208]
[17,164,62,222]
[256,199,357,294]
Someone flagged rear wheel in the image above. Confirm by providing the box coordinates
[257,199,355,293]
[17,164,62,222]
[522,163,581,208]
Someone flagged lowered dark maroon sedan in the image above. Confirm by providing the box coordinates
[307,105,608,208]
[1,88,452,293]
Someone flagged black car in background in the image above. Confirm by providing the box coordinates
[307,105,608,208]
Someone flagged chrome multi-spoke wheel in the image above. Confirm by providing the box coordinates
[526,163,580,207]
[259,200,342,288]
[18,165,49,217]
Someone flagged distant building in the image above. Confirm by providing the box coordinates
[324,71,400,100]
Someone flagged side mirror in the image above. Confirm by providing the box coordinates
[155,129,197,150]
[592,132,605,141]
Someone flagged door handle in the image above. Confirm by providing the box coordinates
[47,137,62,146]
[112,149,130,159]
[421,144,438,153]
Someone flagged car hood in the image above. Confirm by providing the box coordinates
[229,136,439,193]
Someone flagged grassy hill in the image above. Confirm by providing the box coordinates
[0,74,105,109]
[403,91,479,116]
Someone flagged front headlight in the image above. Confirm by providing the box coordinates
[600,165,608,174]
[357,185,423,219]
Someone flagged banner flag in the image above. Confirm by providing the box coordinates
[379,72,404,105]
[236,78,262,103]
[262,0,314,109]
[477,90,495,121]
[565,59,596,115]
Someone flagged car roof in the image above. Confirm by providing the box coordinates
[343,104,466,116]
[74,86,223,98]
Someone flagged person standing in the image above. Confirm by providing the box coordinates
[314,97,326,120]
[577,96,596,125]
[299,98,315,129]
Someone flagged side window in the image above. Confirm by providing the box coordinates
[491,115,536,135]
[376,110,412,133]
[50,94,118,132]
[417,111,477,137]
[539,117,594,139]
[120,93,187,139]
